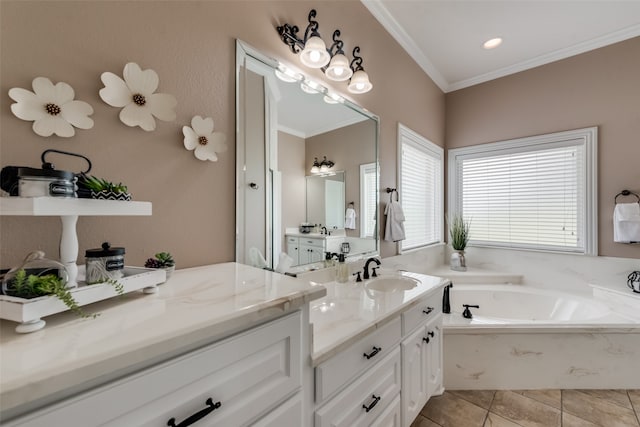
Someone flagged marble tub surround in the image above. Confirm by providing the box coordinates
[415,389,640,427]
[310,270,448,364]
[0,262,326,419]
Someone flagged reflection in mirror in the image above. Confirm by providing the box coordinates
[236,40,379,271]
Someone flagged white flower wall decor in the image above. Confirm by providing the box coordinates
[99,62,177,131]
[8,77,94,137]
[182,116,227,162]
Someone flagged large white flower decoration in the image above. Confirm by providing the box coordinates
[99,62,177,131]
[182,116,227,161]
[8,77,94,137]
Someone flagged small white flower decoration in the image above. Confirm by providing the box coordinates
[99,62,177,131]
[182,116,227,161]
[8,77,94,137]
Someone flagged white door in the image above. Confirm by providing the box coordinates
[401,326,428,427]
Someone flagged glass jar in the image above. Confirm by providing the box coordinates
[85,242,125,284]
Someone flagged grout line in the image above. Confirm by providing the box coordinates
[629,391,640,426]
[560,389,563,427]
[514,390,563,412]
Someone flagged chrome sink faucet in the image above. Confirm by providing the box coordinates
[363,257,381,280]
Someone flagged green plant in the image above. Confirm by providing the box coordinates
[448,214,471,251]
[5,269,96,318]
[144,252,175,269]
[77,174,128,194]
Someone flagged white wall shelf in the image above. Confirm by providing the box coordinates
[0,196,153,291]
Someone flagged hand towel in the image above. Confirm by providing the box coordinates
[614,202,640,243]
[345,207,357,229]
[384,200,406,242]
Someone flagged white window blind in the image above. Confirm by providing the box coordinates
[398,124,443,251]
[449,127,597,255]
[360,163,377,238]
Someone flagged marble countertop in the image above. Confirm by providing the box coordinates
[310,271,448,365]
[0,262,326,418]
[286,232,344,239]
[425,265,523,284]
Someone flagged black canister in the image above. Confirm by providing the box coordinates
[85,242,125,284]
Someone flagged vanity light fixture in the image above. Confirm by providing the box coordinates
[319,156,335,173]
[275,64,302,83]
[324,30,353,82]
[277,9,330,69]
[300,79,323,95]
[347,47,373,94]
[310,157,321,174]
[323,92,343,104]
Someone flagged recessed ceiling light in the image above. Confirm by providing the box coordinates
[483,38,503,50]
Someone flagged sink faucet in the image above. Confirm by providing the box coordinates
[442,283,453,313]
[320,226,328,235]
[363,257,381,280]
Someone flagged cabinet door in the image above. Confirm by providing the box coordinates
[401,325,428,427]
[425,317,443,397]
[309,246,324,263]
[298,245,312,265]
[286,238,299,266]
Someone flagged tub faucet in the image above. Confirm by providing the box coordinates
[363,257,381,280]
[442,283,453,313]
[462,304,479,319]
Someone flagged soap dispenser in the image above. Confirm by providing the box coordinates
[336,254,349,283]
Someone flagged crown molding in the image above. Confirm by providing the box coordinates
[447,23,640,92]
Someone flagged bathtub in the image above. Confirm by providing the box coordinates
[444,284,632,327]
[441,284,640,390]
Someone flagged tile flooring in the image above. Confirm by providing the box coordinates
[413,389,640,427]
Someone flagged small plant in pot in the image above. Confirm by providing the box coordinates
[448,214,471,272]
[144,252,175,282]
[77,174,131,201]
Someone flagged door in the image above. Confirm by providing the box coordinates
[425,317,443,397]
[401,325,428,427]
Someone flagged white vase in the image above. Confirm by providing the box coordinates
[450,250,467,271]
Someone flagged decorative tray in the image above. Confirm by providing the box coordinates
[0,266,166,333]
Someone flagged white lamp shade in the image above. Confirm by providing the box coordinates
[325,54,353,81]
[300,36,330,68]
[348,70,373,94]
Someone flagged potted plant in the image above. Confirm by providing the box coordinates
[144,252,175,282]
[3,269,95,318]
[448,214,471,271]
[77,174,131,201]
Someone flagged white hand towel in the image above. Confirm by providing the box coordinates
[345,207,357,229]
[384,200,406,242]
[614,202,640,243]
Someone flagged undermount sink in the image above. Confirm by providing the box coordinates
[365,276,419,292]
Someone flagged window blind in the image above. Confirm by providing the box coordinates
[400,133,443,251]
[458,143,586,252]
[360,163,377,238]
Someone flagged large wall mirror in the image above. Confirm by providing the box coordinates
[236,40,379,271]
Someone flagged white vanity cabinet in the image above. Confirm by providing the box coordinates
[400,292,443,427]
[313,284,446,427]
[4,311,305,427]
[287,235,342,266]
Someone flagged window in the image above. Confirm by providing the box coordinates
[398,124,444,251]
[448,127,597,255]
[360,162,377,238]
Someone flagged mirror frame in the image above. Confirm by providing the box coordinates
[235,39,380,268]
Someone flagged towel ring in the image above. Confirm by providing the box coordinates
[386,188,399,202]
[614,190,640,204]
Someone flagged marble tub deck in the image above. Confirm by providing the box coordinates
[414,389,640,427]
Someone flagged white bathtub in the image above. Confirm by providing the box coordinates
[444,284,632,327]
[441,284,640,390]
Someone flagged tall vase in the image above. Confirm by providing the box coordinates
[450,250,467,272]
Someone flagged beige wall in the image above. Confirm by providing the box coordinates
[445,37,640,259]
[306,120,376,237]
[0,1,445,268]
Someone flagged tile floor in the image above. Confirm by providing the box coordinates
[413,389,640,427]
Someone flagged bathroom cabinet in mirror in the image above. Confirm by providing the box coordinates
[236,40,379,271]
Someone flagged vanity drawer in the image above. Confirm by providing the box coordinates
[287,236,299,244]
[402,291,441,335]
[315,347,401,427]
[315,316,401,402]
[8,312,301,427]
[300,237,325,247]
